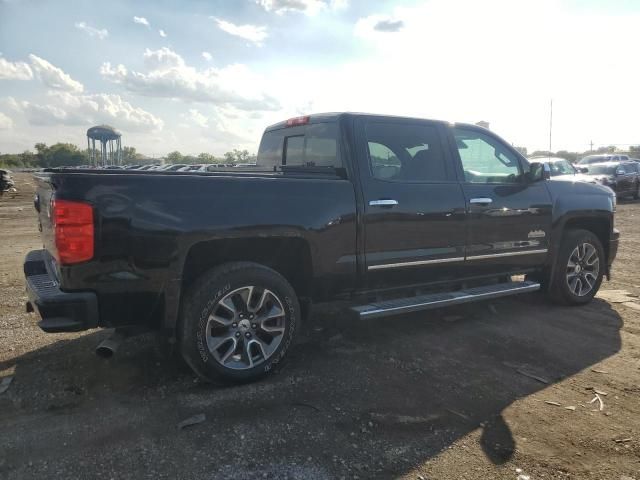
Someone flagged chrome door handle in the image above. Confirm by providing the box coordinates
[369,199,399,207]
[469,198,493,205]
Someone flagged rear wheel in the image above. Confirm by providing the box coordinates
[179,262,300,384]
[549,229,604,305]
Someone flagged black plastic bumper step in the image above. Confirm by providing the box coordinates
[24,249,99,333]
[351,280,540,320]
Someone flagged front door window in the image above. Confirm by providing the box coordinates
[454,128,522,184]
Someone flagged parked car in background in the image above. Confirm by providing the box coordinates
[177,164,207,172]
[160,164,187,171]
[578,154,629,165]
[0,168,15,196]
[528,157,596,184]
[583,161,639,199]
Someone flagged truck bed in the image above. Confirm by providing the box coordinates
[32,168,358,330]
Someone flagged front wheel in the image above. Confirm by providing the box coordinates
[548,229,604,306]
[179,262,300,384]
[633,183,639,200]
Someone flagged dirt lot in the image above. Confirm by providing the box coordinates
[1,173,639,480]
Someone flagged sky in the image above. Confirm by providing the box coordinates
[1,0,639,157]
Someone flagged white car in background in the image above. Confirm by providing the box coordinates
[578,154,629,165]
[528,156,597,183]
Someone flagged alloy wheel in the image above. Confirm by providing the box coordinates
[206,286,286,370]
[566,242,600,297]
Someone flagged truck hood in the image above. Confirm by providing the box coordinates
[549,173,597,184]
[546,175,616,199]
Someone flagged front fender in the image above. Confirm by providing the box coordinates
[545,181,615,279]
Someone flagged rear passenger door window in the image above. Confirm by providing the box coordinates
[365,122,451,182]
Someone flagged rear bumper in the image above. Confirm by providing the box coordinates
[24,250,99,333]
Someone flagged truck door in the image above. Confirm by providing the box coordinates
[355,117,467,289]
[447,125,553,276]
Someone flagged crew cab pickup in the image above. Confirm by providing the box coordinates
[25,113,620,383]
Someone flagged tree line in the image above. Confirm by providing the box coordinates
[0,143,257,169]
[165,149,256,165]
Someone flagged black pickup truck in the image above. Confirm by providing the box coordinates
[25,113,619,383]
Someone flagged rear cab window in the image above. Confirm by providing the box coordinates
[257,122,341,171]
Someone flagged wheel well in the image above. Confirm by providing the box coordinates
[181,237,313,297]
[563,217,610,260]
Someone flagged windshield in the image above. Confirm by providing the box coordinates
[588,164,617,175]
[548,159,576,176]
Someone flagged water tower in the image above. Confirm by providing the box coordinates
[87,125,122,166]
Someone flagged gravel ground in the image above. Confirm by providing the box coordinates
[1,173,639,479]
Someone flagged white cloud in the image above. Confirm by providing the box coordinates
[329,0,348,10]
[182,108,209,128]
[133,16,150,27]
[18,101,67,126]
[14,92,163,132]
[159,29,167,38]
[256,0,347,15]
[0,56,33,80]
[142,47,184,70]
[28,54,84,93]
[211,17,267,46]
[0,111,13,130]
[74,21,109,40]
[267,0,638,152]
[101,47,279,111]
[177,105,258,147]
[202,51,213,61]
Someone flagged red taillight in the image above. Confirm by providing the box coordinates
[285,115,310,127]
[52,199,94,265]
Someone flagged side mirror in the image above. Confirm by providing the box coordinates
[528,162,551,182]
[616,168,625,176]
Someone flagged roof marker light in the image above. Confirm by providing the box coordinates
[285,116,310,127]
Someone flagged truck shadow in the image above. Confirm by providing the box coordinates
[0,294,623,479]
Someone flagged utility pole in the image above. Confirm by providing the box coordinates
[590,140,594,152]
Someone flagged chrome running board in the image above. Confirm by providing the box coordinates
[351,281,540,320]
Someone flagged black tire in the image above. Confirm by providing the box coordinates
[548,229,605,306]
[179,262,300,384]
[633,183,639,200]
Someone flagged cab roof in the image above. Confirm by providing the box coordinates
[264,112,470,132]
